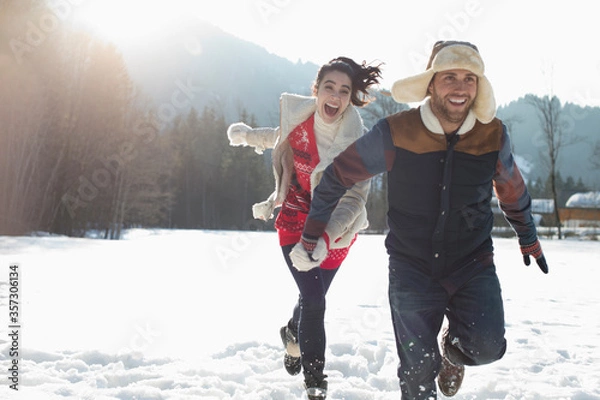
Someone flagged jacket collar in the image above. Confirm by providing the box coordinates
[279,93,364,163]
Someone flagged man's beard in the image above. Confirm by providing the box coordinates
[430,92,473,125]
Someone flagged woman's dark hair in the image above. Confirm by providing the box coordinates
[312,56,383,107]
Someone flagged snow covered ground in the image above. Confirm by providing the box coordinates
[0,229,599,399]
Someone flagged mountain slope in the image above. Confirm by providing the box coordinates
[120,19,318,126]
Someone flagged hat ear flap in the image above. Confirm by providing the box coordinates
[472,76,496,124]
[391,70,435,104]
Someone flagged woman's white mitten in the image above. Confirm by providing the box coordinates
[227,122,252,146]
[290,237,327,272]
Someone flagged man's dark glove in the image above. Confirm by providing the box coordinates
[520,239,549,274]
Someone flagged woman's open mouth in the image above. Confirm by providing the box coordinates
[324,103,339,117]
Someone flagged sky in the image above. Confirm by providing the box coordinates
[0,229,599,399]
[67,0,600,108]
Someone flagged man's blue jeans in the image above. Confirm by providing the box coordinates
[388,254,507,399]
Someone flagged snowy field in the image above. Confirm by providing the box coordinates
[0,229,599,400]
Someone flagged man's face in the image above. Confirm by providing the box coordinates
[428,69,478,127]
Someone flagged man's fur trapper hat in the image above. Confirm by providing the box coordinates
[391,40,496,124]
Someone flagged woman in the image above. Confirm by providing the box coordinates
[227,57,382,399]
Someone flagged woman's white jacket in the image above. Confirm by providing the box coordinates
[227,93,370,249]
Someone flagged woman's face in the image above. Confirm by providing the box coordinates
[314,70,352,124]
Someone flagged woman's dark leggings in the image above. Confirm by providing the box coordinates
[281,244,339,382]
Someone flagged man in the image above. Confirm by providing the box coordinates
[290,41,548,399]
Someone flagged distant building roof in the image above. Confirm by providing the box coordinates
[566,191,600,209]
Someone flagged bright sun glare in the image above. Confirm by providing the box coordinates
[73,0,191,44]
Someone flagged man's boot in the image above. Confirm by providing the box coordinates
[437,329,465,397]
